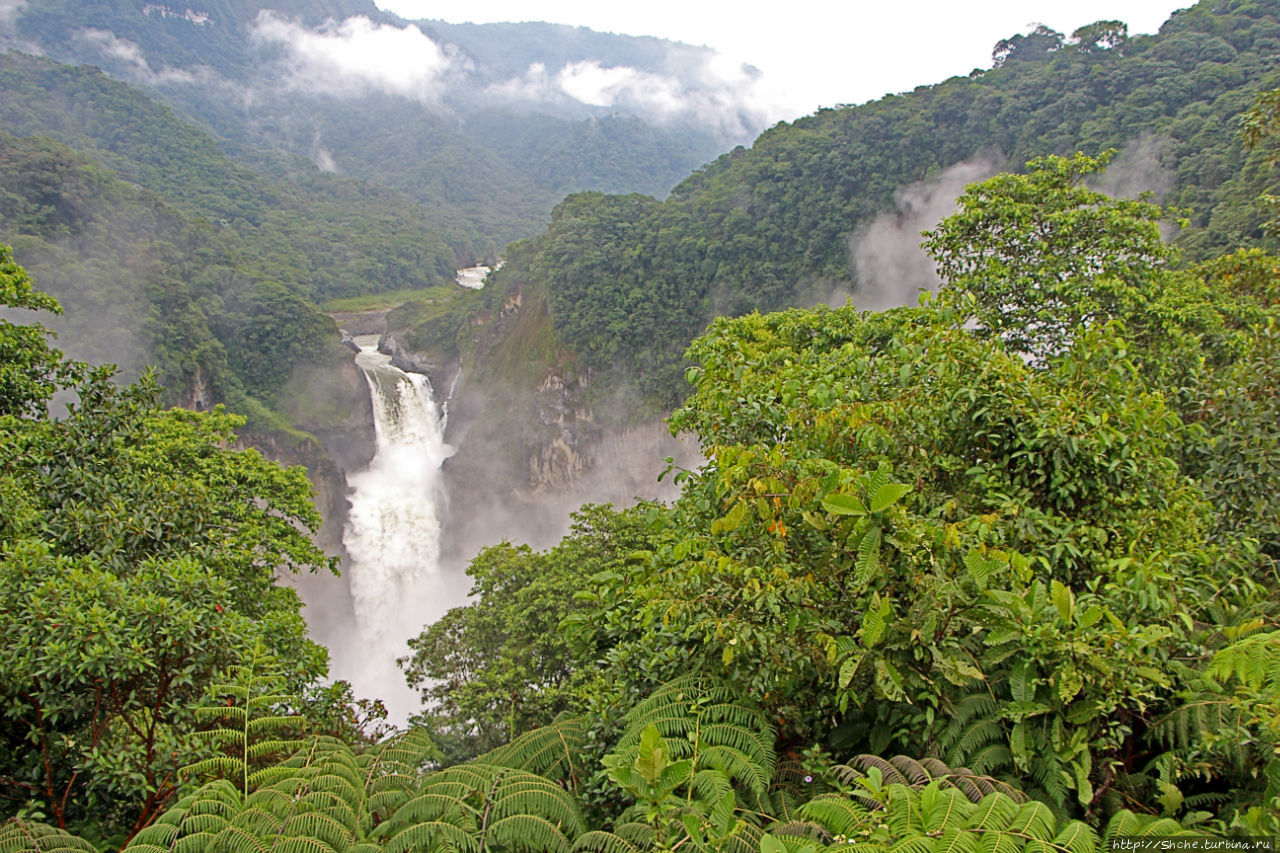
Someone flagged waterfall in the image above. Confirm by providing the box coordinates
[337,339,452,722]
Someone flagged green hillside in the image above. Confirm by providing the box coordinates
[4,1,743,248]
[479,0,1280,410]
[0,54,452,428]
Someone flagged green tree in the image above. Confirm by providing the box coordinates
[1071,20,1129,54]
[0,253,336,840]
[0,243,79,417]
[403,504,662,763]
[921,151,1181,360]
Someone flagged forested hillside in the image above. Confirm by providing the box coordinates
[475,0,1280,409]
[2,0,1280,847]
[3,143,1278,845]
[0,51,455,438]
[2,0,750,247]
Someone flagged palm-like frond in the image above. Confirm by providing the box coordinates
[834,755,1026,804]
[0,820,99,853]
[125,729,439,851]
[611,678,776,803]
[379,763,585,853]
[479,717,585,788]
[798,781,1099,853]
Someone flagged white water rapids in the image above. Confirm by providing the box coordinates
[336,338,453,721]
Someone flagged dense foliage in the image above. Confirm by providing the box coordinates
[0,249,341,842]
[481,0,1280,411]
[4,0,737,250]
[3,3,1280,850]
[4,136,1280,849]
[395,152,1280,841]
[0,59,454,430]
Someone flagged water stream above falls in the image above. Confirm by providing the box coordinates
[330,337,455,721]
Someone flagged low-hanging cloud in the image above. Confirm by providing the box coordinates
[846,153,1005,311]
[75,28,195,85]
[0,0,25,29]
[250,12,465,102]
[487,49,782,141]
[309,132,339,173]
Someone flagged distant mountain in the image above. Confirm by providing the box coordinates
[1,0,770,245]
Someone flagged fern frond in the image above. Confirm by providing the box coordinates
[1049,820,1097,853]
[799,795,876,836]
[486,814,576,853]
[381,819,481,853]
[1210,630,1280,690]
[1006,801,1056,842]
[1151,695,1249,752]
[480,718,585,786]
[965,792,1019,832]
[934,828,982,853]
[1102,811,1193,844]
[0,820,100,853]
[767,820,832,845]
[919,781,967,833]
[838,755,1024,804]
[570,831,644,853]
[608,678,777,814]
[381,763,584,853]
[206,824,270,853]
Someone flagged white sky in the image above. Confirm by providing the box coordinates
[374,0,1193,121]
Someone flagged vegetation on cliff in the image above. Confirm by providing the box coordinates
[482,0,1280,411]
[1,3,1279,848]
[4,132,1278,845]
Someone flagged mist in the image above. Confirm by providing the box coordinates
[1088,132,1176,202]
[486,52,774,140]
[68,11,774,146]
[74,29,194,86]
[249,12,466,103]
[0,0,25,30]
[845,154,1005,311]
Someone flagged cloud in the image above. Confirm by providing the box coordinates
[0,0,25,28]
[75,28,195,84]
[487,49,783,140]
[250,12,465,102]
[846,154,1005,311]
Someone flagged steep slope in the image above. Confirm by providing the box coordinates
[474,0,1280,413]
[0,58,404,444]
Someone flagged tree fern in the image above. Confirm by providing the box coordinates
[356,728,440,826]
[478,717,586,789]
[1144,630,1280,831]
[183,648,307,796]
[833,756,1026,805]
[377,763,585,853]
[125,729,440,851]
[611,678,776,806]
[122,779,243,851]
[0,820,99,853]
[788,781,1100,853]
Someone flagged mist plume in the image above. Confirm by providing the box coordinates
[846,153,1005,311]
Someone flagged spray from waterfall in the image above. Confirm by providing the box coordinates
[335,338,453,722]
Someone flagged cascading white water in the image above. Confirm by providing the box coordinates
[337,338,452,721]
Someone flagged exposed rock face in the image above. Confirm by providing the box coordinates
[527,371,601,489]
[329,309,390,337]
[178,363,214,411]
